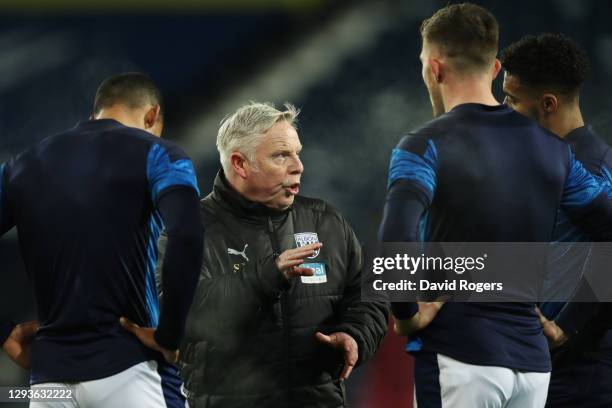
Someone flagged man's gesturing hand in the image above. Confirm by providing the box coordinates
[393,301,444,336]
[120,317,179,364]
[315,331,358,381]
[276,243,322,280]
[2,321,39,369]
[535,307,569,350]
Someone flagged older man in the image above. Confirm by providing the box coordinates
[157,102,389,408]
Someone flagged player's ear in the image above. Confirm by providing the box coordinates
[144,105,162,130]
[540,94,558,114]
[230,152,249,179]
[492,59,502,80]
[429,58,442,83]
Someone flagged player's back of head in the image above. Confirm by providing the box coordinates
[93,72,164,116]
[420,2,498,74]
[501,33,590,99]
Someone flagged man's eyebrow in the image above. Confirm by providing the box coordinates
[272,148,291,154]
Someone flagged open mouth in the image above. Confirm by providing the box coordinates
[285,183,300,195]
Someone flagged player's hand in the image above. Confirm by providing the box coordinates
[315,331,358,380]
[393,301,445,336]
[2,321,39,369]
[119,317,179,364]
[276,243,322,280]
[536,307,568,350]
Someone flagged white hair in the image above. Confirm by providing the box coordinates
[217,102,299,173]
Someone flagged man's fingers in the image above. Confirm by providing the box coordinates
[316,332,358,380]
[534,309,555,334]
[118,318,179,363]
[282,259,306,268]
[340,340,358,380]
[285,243,322,258]
[340,354,356,380]
[3,337,31,369]
[162,349,179,364]
[340,363,354,380]
[298,243,322,251]
[119,317,142,337]
[292,267,314,277]
[535,307,550,327]
[315,332,332,344]
[12,321,39,343]
[285,248,318,260]
[418,301,444,313]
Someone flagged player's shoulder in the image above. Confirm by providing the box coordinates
[573,127,612,166]
[80,120,189,163]
[494,108,563,143]
[110,126,189,163]
[396,116,446,156]
[2,131,62,175]
[146,138,191,164]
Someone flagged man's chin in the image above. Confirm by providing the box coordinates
[276,194,295,210]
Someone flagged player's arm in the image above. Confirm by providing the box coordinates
[0,163,15,235]
[153,187,203,351]
[561,148,612,240]
[0,163,17,346]
[0,163,40,368]
[120,143,203,362]
[379,137,444,335]
[547,149,612,344]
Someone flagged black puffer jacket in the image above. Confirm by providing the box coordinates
[158,172,389,408]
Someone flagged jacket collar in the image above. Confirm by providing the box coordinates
[211,170,292,222]
[74,118,126,131]
[565,125,595,144]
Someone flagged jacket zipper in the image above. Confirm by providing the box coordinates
[267,216,291,405]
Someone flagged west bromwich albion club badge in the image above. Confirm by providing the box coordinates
[294,232,320,258]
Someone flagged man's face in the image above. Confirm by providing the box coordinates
[502,72,543,123]
[420,41,445,118]
[244,120,304,210]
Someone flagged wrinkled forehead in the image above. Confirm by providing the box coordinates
[257,122,302,151]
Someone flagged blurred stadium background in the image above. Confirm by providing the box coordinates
[0,0,611,406]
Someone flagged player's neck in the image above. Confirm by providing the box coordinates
[442,79,499,112]
[95,106,142,130]
[551,106,585,139]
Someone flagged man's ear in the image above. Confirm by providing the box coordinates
[230,152,249,179]
[492,59,502,80]
[540,93,559,115]
[429,58,442,83]
[144,105,162,130]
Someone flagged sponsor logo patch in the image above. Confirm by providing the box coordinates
[300,263,327,284]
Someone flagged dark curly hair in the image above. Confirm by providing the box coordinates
[500,33,590,96]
